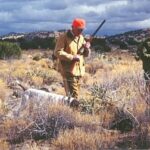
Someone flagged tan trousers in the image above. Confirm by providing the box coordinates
[63,74,81,99]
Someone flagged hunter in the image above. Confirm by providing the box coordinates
[54,18,91,99]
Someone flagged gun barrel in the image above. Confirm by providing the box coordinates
[91,19,106,37]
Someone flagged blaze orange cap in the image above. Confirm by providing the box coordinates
[72,18,86,29]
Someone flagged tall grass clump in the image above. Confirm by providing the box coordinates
[0,79,10,122]
[0,79,8,101]
[51,128,118,150]
[1,105,76,144]
[2,104,113,145]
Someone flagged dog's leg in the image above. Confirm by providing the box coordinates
[15,93,29,117]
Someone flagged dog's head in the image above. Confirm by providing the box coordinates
[69,98,80,109]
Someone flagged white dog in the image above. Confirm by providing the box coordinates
[14,86,79,117]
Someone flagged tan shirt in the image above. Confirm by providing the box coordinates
[54,31,89,77]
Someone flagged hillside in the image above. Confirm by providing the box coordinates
[107,28,150,51]
[108,28,150,42]
[0,30,111,52]
[1,28,150,53]
[0,30,66,40]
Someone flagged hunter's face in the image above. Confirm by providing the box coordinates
[72,27,83,36]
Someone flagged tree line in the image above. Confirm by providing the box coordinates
[0,36,111,59]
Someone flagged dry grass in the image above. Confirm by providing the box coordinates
[0,50,150,149]
[0,79,8,101]
[0,140,9,150]
[0,79,10,116]
[1,103,120,149]
[51,128,118,150]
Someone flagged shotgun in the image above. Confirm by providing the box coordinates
[78,19,106,54]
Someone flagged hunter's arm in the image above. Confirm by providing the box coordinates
[54,34,74,61]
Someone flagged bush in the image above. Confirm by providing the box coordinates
[119,41,128,49]
[0,41,21,59]
[92,38,111,52]
[19,37,56,49]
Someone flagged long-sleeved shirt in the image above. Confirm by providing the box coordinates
[54,30,90,77]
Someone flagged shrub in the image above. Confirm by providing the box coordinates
[0,41,21,59]
[120,41,128,49]
[92,38,111,52]
[19,37,56,49]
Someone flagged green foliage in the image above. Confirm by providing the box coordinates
[109,39,128,49]
[126,38,139,45]
[119,41,128,49]
[0,41,21,59]
[92,38,111,52]
[19,37,56,50]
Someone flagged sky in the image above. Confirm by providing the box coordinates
[0,0,150,36]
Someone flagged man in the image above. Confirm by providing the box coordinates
[136,38,150,91]
[54,18,91,99]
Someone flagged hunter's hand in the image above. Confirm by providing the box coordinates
[81,42,91,57]
[83,42,91,49]
[72,55,80,61]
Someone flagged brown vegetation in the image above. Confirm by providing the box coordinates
[0,49,150,149]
